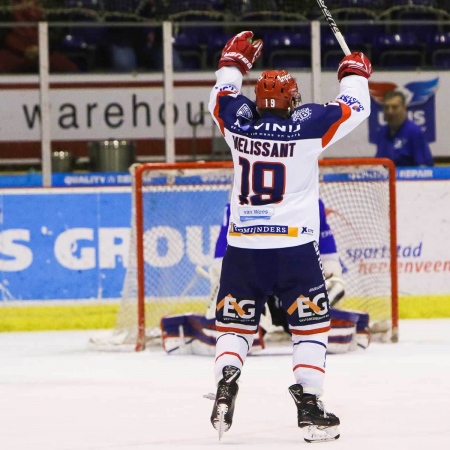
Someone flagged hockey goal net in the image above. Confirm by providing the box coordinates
[91,158,397,351]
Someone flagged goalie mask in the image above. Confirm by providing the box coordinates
[255,70,302,114]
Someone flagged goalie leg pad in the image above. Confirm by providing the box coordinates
[161,314,264,358]
[329,308,371,353]
[355,311,370,349]
[161,314,217,355]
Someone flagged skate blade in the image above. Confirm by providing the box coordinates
[303,425,340,443]
[213,404,229,441]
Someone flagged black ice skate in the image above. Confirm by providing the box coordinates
[210,365,241,440]
[288,384,340,443]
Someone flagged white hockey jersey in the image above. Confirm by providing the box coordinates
[209,66,370,250]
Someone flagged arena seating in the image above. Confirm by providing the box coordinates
[428,31,450,67]
[322,32,368,68]
[2,0,450,71]
[173,32,205,70]
[373,32,426,68]
[264,30,311,68]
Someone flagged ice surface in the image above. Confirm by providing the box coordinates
[1,319,450,450]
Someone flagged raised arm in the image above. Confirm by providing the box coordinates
[208,31,263,133]
[318,52,373,149]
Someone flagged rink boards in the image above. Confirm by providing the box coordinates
[0,171,449,329]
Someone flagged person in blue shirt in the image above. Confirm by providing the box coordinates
[375,90,434,166]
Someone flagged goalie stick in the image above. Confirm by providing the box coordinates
[316,0,351,56]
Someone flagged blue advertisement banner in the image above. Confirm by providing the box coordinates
[1,166,450,190]
[0,188,229,301]
[1,181,449,302]
[396,166,450,180]
[0,190,131,301]
[0,172,132,188]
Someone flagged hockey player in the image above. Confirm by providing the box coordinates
[208,31,372,442]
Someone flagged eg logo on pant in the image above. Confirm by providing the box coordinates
[287,293,328,318]
[217,292,327,320]
[217,294,256,319]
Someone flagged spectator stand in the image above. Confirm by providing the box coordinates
[46,6,101,71]
[0,4,12,43]
[163,1,227,70]
[263,29,311,69]
[379,4,450,37]
[373,31,426,69]
[41,1,159,72]
[3,0,450,73]
[170,10,226,71]
[102,2,146,73]
[377,4,450,69]
[321,31,368,68]
[428,31,450,67]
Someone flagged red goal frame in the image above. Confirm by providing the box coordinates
[319,158,398,342]
[133,158,397,350]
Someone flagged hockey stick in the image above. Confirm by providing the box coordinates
[315,0,351,56]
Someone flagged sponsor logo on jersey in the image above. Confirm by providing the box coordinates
[236,104,253,121]
[301,226,314,235]
[253,122,301,133]
[314,241,326,280]
[218,84,239,94]
[309,283,325,292]
[337,94,364,112]
[239,206,274,221]
[287,241,329,320]
[217,294,256,319]
[291,107,312,123]
[287,293,329,318]
[229,222,298,237]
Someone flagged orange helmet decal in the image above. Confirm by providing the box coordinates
[255,70,300,110]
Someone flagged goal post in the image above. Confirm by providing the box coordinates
[133,161,235,351]
[91,158,397,351]
[319,157,398,343]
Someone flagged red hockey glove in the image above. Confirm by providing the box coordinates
[218,31,263,75]
[337,52,373,82]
